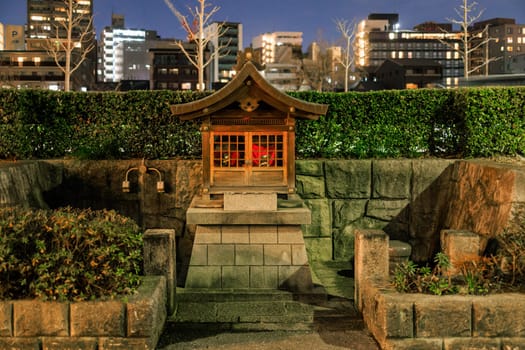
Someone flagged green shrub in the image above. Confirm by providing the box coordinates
[0,206,143,301]
[0,87,523,160]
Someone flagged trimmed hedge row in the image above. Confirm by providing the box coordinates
[0,87,523,159]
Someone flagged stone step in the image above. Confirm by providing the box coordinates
[172,288,331,330]
[175,287,326,303]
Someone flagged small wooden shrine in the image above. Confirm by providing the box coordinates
[171,61,328,198]
[170,61,328,292]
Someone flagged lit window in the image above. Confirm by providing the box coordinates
[507,37,514,44]
[181,82,191,90]
[507,46,513,52]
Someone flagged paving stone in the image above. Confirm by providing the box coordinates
[250,266,279,288]
[414,295,472,337]
[278,225,304,244]
[473,294,525,337]
[42,337,98,350]
[184,266,222,288]
[222,225,250,244]
[208,244,235,265]
[0,302,12,336]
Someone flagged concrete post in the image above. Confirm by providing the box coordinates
[354,229,389,312]
[144,229,176,315]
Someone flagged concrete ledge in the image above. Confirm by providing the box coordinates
[0,276,167,350]
[186,206,312,225]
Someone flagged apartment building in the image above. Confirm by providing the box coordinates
[0,50,64,89]
[471,18,525,75]
[203,22,243,88]
[27,0,93,40]
[356,14,464,88]
[98,15,159,83]
[149,42,203,91]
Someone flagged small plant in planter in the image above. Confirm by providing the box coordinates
[393,226,525,295]
[0,206,143,301]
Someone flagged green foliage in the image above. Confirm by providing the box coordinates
[393,253,458,295]
[0,87,523,160]
[0,206,143,301]
[495,227,525,286]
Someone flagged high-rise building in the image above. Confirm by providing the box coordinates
[25,0,96,89]
[356,13,464,88]
[471,18,525,75]
[98,15,158,82]
[252,32,303,64]
[27,0,94,42]
[203,22,243,87]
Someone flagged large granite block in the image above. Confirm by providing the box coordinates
[325,160,371,199]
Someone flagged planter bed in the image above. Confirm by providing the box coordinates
[0,276,166,350]
[355,229,525,350]
[361,277,525,350]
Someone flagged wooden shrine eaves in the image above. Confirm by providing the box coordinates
[170,61,328,121]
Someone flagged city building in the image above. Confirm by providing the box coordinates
[252,31,303,65]
[0,0,94,90]
[0,50,64,89]
[203,22,243,88]
[149,42,204,90]
[356,13,464,88]
[471,18,525,75]
[27,0,93,40]
[251,32,303,90]
[376,58,443,89]
[98,15,158,83]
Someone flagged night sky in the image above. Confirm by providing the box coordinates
[1,0,524,48]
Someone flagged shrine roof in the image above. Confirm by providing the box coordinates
[170,61,328,121]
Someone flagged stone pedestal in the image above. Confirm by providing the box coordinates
[184,194,314,293]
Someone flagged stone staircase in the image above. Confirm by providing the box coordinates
[168,261,359,332]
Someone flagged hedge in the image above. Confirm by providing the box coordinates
[0,87,523,159]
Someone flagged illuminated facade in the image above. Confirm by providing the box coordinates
[99,16,158,83]
[356,14,464,87]
[471,18,525,75]
[252,32,303,64]
[27,0,93,40]
[203,22,243,87]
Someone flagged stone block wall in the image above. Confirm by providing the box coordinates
[1,158,523,265]
[297,159,524,263]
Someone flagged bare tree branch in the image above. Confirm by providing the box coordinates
[441,0,497,78]
[164,0,229,91]
[334,18,358,92]
[44,0,94,91]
